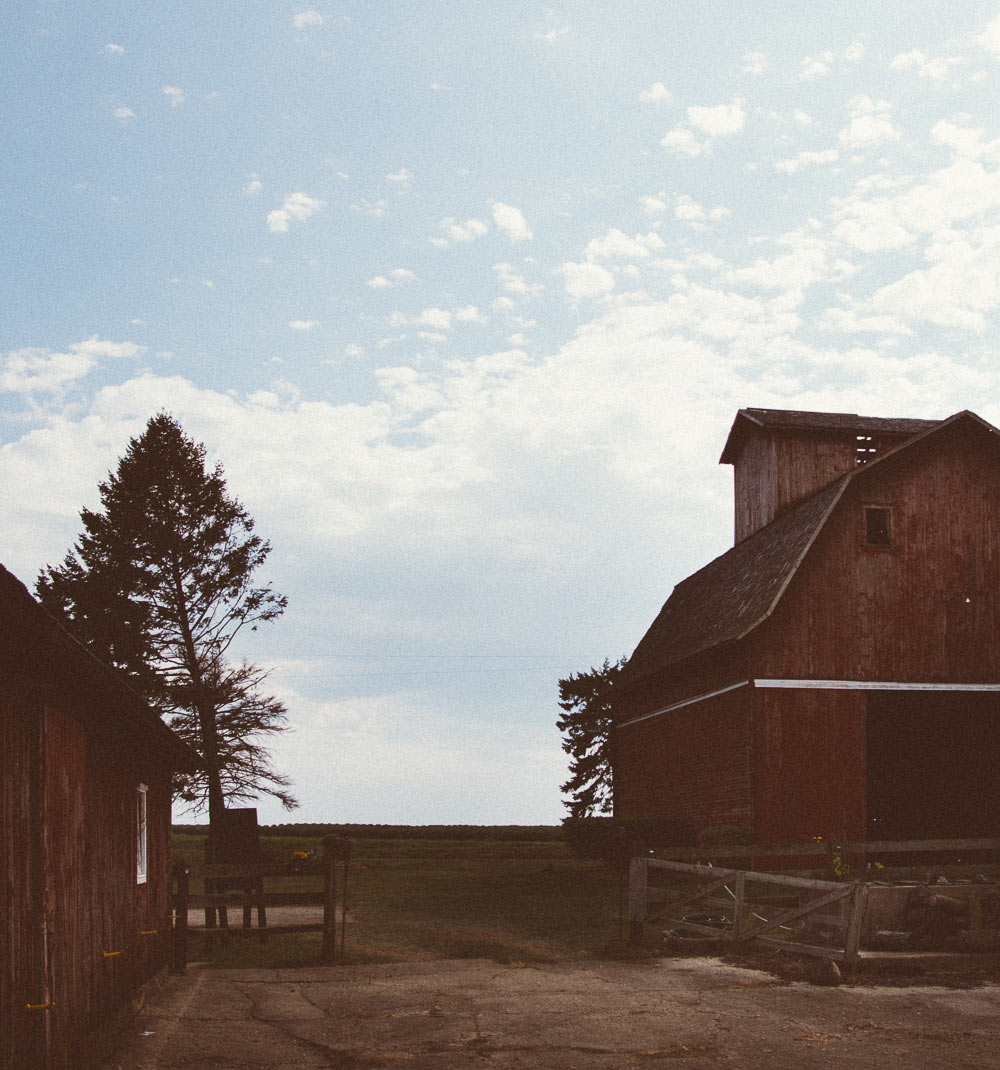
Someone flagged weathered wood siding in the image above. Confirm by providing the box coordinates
[2,685,176,1069]
[614,682,753,833]
[752,428,1000,682]
[751,687,867,844]
[0,678,46,1070]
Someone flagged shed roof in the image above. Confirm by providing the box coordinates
[719,407,938,464]
[622,409,997,690]
[0,562,199,769]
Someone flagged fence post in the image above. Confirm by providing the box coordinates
[732,870,748,941]
[322,837,339,962]
[844,882,868,967]
[172,862,188,973]
[628,856,648,948]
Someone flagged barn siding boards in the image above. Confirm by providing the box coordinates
[614,408,1000,846]
[0,563,195,1068]
[751,687,866,845]
[614,683,753,832]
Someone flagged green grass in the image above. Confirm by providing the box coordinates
[174,830,628,968]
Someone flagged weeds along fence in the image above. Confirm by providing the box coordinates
[628,837,1000,965]
[171,837,351,971]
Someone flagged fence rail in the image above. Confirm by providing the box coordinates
[171,838,351,971]
[628,837,1000,965]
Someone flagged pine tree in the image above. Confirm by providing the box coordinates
[37,413,296,830]
[556,657,625,818]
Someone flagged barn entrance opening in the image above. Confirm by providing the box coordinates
[866,690,1000,840]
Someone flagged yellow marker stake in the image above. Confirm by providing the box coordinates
[26,1002,54,1010]
[140,930,158,935]
[102,950,123,958]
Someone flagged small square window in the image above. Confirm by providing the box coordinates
[864,506,892,546]
[136,784,148,885]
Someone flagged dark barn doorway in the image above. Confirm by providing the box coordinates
[867,690,1000,840]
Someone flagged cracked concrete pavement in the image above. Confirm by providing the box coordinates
[105,957,1000,1068]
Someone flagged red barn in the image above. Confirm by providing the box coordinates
[614,408,1000,845]
[0,563,197,1069]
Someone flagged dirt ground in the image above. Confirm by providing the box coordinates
[104,955,1000,1069]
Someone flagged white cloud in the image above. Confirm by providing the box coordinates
[977,13,1000,57]
[114,106,135,121]
[742,52,767,75]
[639,82,672,104]
[673,195,731,227]
[798,51,835,81]
[843,42,865,63]
[775,148,840,174]
[494,262,543,296]
[687,99,746,137]
[839,96,900,150]
[267,192,325,233]
[491,202,533,241]
[661,125,706,156]
[640,194,668,215]
[293,10,324,28]
[1,337,143,395]
[890,49,962,81]
[557,261,616,301]
[105,43,124,54]
[386,168,412,185]
[244,175,263,195]
[663,99,745,156]
[368,268,417,288]
[431,217,489,248]
[585,229,665,260]
[288,320,320,330]
[162,86,184,107]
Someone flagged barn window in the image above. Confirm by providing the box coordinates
[136,784,148,884]
[855,434,878,465]
[864,506,892,547]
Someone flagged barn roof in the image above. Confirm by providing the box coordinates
[719,407,938,464]
[0,562,199,769]
[622,409,997,690]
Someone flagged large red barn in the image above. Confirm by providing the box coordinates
[0,563,197,1069]
[614,408,1000,845]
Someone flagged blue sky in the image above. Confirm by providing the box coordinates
[5,2,1000,824]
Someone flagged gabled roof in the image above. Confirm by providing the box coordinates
[0,562,199,769]
[622,409,998,690]
[720,407,938,464]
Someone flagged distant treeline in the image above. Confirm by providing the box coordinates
[172,823,564,842]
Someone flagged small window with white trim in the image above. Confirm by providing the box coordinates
[136,784,148,884]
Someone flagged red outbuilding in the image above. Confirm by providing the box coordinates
[614,408,1000,845]
[0,563,197,1069]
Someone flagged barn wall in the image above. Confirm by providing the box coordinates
[0,678,46,1070]
[751,687,867,845]
[2,687,176,1069]
[614,683,753,836]
[753,429,1000,683]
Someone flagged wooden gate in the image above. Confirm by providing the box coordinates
[629,857,868,964]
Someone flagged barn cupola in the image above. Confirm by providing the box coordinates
[719,408,939,544]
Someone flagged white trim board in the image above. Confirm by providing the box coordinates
[617,681,749,728]
[753,679,1000,692]
[617,677,1000,729]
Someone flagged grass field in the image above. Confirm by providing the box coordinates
[174,829,628,969]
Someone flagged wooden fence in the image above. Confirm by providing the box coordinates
[171,837,351,971]
[628,837,1000,965]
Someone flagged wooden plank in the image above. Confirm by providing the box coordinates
[740,886,853,941]
[670,921,735,939]
[754,937,846,962]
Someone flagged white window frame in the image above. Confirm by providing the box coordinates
[136,783,148,885]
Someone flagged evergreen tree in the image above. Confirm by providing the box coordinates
[37,413,296,829]
[556,657,626,818]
